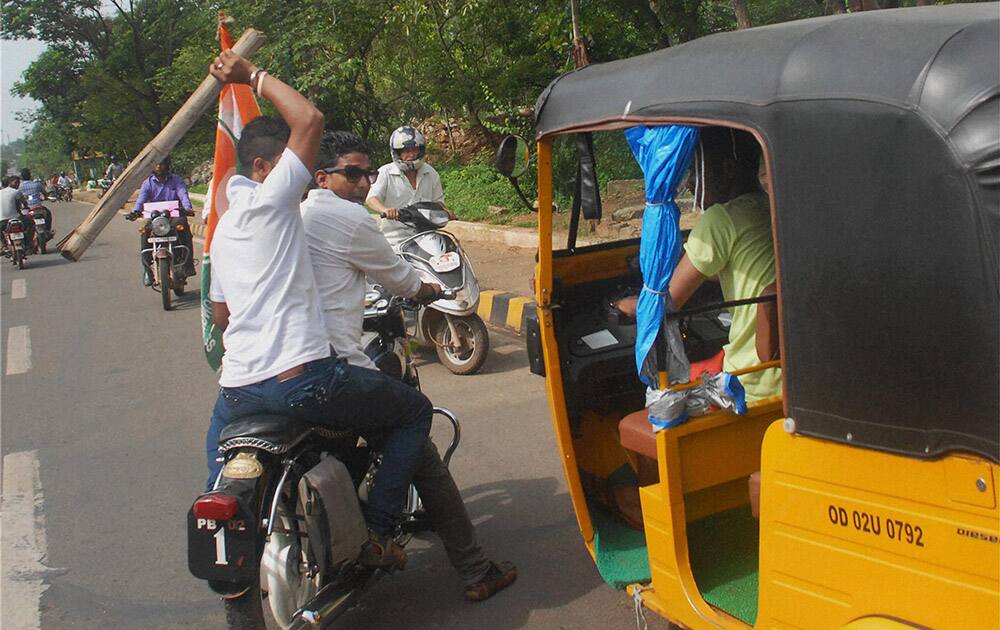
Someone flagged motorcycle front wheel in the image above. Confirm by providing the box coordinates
[435,314,489,375]
[158,258,172,310]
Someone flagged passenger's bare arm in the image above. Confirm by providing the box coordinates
[755,283,780,361]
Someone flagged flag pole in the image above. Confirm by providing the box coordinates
[59,28,266,262]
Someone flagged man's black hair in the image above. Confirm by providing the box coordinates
[237,116,290,173]
[20,168,31,181]
[315,131,370,171]
[158,155,172,169]
[1,176,9,188]
[700,127,760,173]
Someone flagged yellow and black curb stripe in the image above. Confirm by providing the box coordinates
[477,290,536,336]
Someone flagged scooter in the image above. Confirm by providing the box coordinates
[387,203,489,375]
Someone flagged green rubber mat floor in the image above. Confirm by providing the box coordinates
[589,504,651,589]
[588,501,759,625]
[687,505,760,625]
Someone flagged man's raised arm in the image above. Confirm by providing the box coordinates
[209,50,324,172]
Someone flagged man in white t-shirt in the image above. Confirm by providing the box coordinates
[204,51,433,572]
[300,130,517,600]
[365,125,454,246]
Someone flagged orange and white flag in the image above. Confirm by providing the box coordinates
[201,16,261,370]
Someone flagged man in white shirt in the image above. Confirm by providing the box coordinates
[204,51,433,571]
[300,130,517,600]
[365,125,454,246]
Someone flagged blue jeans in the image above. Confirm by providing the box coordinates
[205,357,432,534]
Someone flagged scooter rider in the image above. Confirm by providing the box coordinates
[204,50,433,572]
[365,125,455,247]
[126,156,197,285]
[300,130,517,601]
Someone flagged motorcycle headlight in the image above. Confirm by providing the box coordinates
[151,216,171,237]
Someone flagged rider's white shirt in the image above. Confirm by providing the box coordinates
[209,148,331,387]
[366,161,444,246]
[301,188,421,370]
[0,188,24,220]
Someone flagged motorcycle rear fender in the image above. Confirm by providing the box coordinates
[187,473,265,585]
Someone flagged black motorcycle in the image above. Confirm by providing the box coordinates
[28,205,52,255]
[126,203,192,311]
[188,292,459,629]
[2,217,30,269]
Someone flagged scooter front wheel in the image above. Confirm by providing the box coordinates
[435,314,489,375]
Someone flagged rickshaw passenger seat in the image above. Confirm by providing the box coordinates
[620,409,658,460]
[619,352,727,462]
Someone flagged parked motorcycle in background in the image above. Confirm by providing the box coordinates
[188,288,462,629]
[126,200,192,311]
[386,202,489,375]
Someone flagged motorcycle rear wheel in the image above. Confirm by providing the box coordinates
[159,258,172,310]
[224,483,321,629]
[14,249,24,270]
[436,314,489,375]
[39,236,47,255]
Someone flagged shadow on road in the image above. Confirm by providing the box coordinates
[411,334,529,376]
[337,476,614,629]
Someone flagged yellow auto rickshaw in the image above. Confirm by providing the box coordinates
[497,5,998,628]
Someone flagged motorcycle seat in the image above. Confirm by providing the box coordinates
[218,415,354,454]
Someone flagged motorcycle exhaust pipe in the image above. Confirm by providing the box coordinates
[288,570,381,629]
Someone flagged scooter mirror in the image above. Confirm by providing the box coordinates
[494,135,531,179]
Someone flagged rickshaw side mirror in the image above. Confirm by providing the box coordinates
[494,135,531,179]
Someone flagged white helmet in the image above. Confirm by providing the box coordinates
[389,126,426,172]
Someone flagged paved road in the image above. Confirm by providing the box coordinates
[1,201,665,629]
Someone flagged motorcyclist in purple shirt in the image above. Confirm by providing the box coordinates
[127,156,197,285]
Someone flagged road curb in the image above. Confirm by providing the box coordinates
[478,290,536,335]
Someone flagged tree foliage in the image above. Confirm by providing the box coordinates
[3,0,985,175]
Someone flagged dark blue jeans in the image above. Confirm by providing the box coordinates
[205,357,432,534]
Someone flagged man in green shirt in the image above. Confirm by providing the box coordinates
[617,127,781,402]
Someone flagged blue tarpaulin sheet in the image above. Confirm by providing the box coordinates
[624,125,699,389]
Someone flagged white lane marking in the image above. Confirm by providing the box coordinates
[5,326,32,375]
[11,279,26,299]
[1,450,50,630]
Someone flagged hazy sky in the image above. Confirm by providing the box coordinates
[1,38,46,143]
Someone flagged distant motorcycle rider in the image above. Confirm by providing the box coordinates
[105,155,125,182]
[1,176,29,252]
[366,125,455,247]
[127,156,197,285]
[17,169,50,236]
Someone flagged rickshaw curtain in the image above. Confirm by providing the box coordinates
[624,125,746,430]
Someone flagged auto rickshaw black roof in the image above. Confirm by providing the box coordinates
[534,4,1000,463]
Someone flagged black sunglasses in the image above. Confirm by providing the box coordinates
[322,166,378,183]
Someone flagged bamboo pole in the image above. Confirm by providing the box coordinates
[59,28,266,261]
